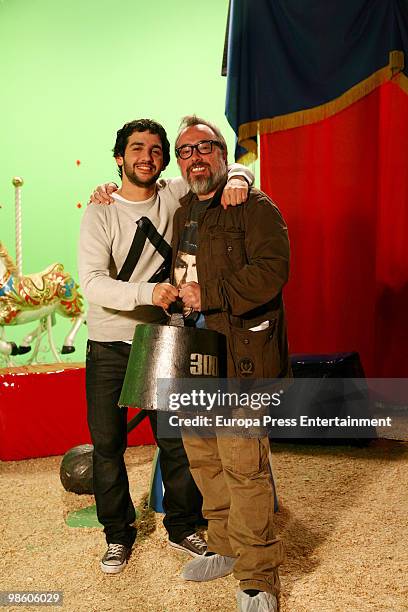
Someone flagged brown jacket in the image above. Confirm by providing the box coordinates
[171,184,291,379]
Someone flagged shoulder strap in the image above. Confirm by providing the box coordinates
[117,216,172,282]
[116,222,148,282]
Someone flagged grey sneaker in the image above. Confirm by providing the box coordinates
[169,532,207,557]
[181,552,236,581]
[100,543,131,574]
[237,590,278,612]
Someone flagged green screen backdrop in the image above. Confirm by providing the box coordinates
[0,0,245,362]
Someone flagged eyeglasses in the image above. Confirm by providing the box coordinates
[175,139,224,160]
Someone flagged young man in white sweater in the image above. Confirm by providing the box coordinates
[79,119,253,574]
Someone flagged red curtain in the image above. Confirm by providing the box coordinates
[260,81,408,377]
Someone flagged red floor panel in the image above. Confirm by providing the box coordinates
[0,363,154,461]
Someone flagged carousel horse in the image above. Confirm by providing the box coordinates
[0,241,85,364]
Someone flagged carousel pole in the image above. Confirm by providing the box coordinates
[12,176,24,276]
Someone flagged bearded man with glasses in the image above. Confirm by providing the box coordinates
[171,115,291,612]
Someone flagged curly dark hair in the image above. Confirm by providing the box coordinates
[113,119,170,179]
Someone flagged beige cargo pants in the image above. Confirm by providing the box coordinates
[181,433,284,595]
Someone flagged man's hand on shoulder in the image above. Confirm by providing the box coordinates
[179,281,201,311]
[89,182,119,205]
[152,283,178,311]
[221,176,249,209]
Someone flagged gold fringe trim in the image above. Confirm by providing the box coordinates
[237,138,258,165]
[237,51,405,163]
[395,71,408,95]
[389,50,405,74]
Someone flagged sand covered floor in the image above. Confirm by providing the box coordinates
[1,440,407,612]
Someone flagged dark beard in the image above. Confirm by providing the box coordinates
[123,162,161,188]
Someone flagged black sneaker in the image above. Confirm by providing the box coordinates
[169,532,207,557]
[100,543,131,574]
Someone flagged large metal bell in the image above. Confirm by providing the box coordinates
[119,323,226,411]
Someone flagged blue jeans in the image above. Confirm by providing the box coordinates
[86,340,204,547]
